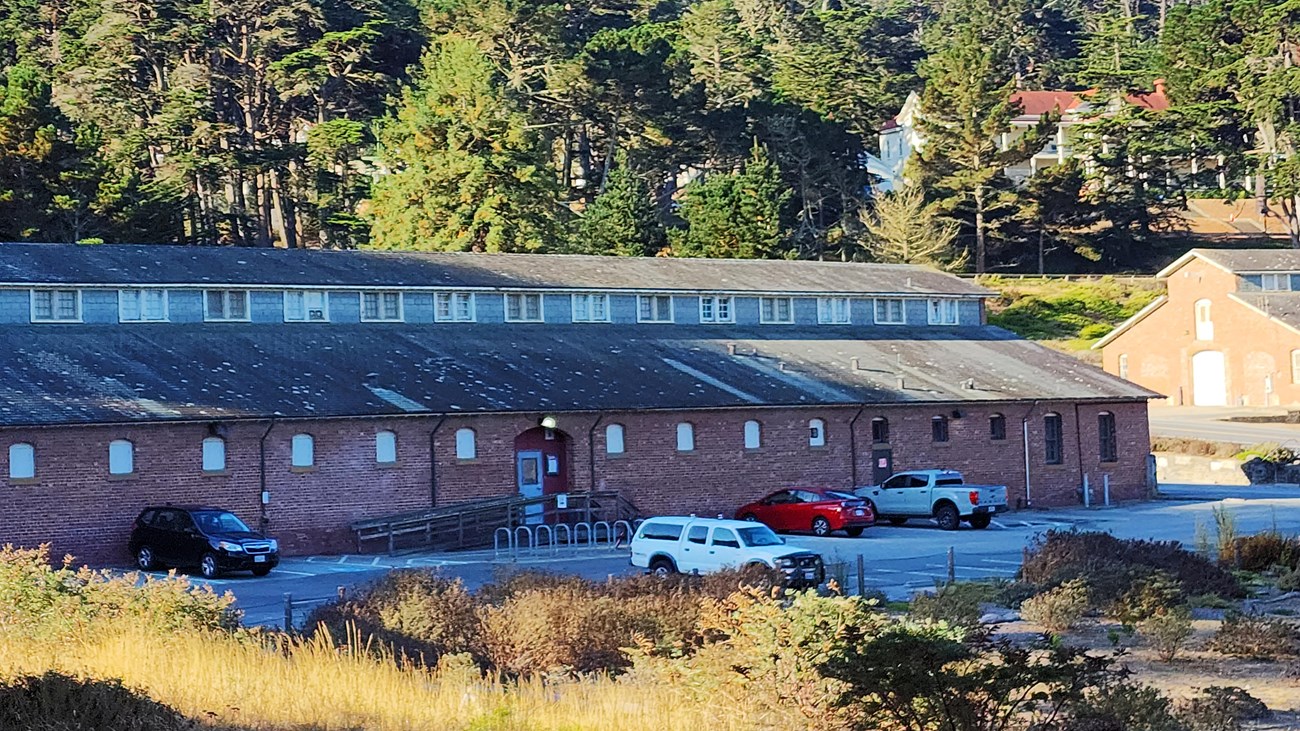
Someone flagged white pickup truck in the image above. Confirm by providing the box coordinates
[854,470,1008,531]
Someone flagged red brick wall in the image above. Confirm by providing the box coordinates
[1,400,1151,565]
[1102,257,1300,406]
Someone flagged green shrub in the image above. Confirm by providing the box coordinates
[1205,611,1300,660]
[908,582,995,627]
[1279,568,1300,592]
[0,672,197,731]
[1175,686,1270,731]
[1213,505,1238,566]
[1020,579,1089,633]
[1234,442,1298,465]
[1138,606,1193,663]
[1232,531,1299,571]
[1070,681,1183,731]
[1107,570,1183,625]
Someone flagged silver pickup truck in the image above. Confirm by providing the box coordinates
[854,469,1008,530]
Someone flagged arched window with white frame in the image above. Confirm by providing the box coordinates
[376,430,397,464]
[605,424,625,455]
[455,428,476,460]
[1194,299,1213,340]
[8,443,34,480]
[676,422,695,452]
[291,433,314,468]
[109,439,134,475]
[808,418,826,447]
[202,437,226,472]
[743,420,762,449]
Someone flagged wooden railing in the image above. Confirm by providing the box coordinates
[349,491,640,555]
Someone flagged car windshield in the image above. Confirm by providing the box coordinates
[737,526,784,547]
[826,491,859,501]
[193,511,251,534]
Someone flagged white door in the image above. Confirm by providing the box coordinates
[677,524,711,573]
[516,451,544,524]
[1192,350,1227,406]
[704,527,742,572]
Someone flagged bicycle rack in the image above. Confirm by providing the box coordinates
[612,520,634,547]
[493,527,514,560]
[592,521,612,547]
[513,525,535,556]
[573,521,593,548]
[553,523,572,554]
[534,524,554,553]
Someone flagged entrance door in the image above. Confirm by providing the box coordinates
[1192,350,1227,406]
[871,448,893,485]
[516,451,544,524]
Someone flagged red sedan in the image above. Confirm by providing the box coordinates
[736,489,875,537]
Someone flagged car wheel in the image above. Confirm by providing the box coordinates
[251,566,272,577]
[935,504,960,531]
[968,514,992,530]
[811,517,832,536]
[649,557,676,577]
[135,545,157,571]
[199,553,221,580]
[740,513,759,522]
[845,527,865,537]
[887,517,908,526]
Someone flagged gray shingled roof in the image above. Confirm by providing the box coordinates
[1231,293,1300,330]
[0,325,1154,426]
[1193,248,1300,273]
[0,243,990,296]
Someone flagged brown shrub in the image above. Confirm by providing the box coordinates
[1175,686,1271,731]
[1232,531,1300,572]
[1205,611,1300,660]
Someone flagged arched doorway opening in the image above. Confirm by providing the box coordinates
[514,426,571,523]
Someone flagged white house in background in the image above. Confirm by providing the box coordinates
[865,83,1176,192]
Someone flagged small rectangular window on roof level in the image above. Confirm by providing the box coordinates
[31,289,81,323]
[817,297,851,324]
[699,296,734,323]
[759,297,794,324]
[119,289,168,322]
[204,290,249,321]
[927,298,959,325]
[435,292,475,322]
[638,295,673,323]
[285,290,329,322]
[571,293,610,322]
[1261,273,1293,291]
[362,292,403,322]
[874,298,906,325]
[505,293,543,322]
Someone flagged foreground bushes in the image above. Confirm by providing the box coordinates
[0,673,198,731]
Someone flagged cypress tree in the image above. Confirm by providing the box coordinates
[570,153,667,256]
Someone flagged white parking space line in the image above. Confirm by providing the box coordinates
[268,569,315,577]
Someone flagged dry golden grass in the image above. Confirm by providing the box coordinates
[0,626,771,731]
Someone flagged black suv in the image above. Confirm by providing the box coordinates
[128,506,279,579]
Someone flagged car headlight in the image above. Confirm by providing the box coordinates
[267,539,278,552]
[777,557,797,568]
[216,541,243,553]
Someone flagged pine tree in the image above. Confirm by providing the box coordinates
[368,36,561,252]
[1077,0,1159,92]
[571,153,666,256]
[859,185,965,270]
[673,142,791,258]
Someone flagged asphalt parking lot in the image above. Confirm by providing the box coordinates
[153,483,1300,627]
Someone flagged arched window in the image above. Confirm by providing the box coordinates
[1194,299,1213,340]
[808,418,826,447]
[376,430,397,464]
[871,417,889,444]
[1291,350,1300,385]
[454,428,476,460]
[1097,412,1117,463]
[291,433,314,468]
[931,416,949,443]
[605,424,625,455]
[109,439,134,475]
[8,443,34,480]
[202,437,226,472]
[743,420,762,449]
[1044,413,1063,465]
[1118,353,1130,380]
[676,422,695,452]
[989,414,1006,441]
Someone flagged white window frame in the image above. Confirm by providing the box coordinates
[361,291,404,322]
[30,289,82,323]
[571,293,610,323]
[202,437,226,472]
[291,433,314,468]
[1194,298,1213,341]
[1118,353,1129,380]
[118,288,169,323]
[927,298,959,325]
[284,290,330,322]
[699,296,735,324]
[759,297,794,324]
[676,422,695,452]
[605,424,625,455]
[637,295,674,323]
[454,428,477,459]
[1261,273,1293,291]
[109,439,134,476]
[203,290,251,322]
[375,430,398,464]
[874,298,906,325]
[435,292,476,322]
[808,418,826,447]
[504,293,544,323]
[1291,350,1300,385]
[8,443,35,480]
[743,420,761,449]
[817,297,851,324]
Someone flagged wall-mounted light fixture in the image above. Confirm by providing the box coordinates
[539,415,558,430]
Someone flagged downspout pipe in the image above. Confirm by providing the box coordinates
[1019,401,1038,509]
[848,406,866,488]
[588,412,605,493]
[428,417,446,508]
[1073,402,1086,505]
[258,419,276,531]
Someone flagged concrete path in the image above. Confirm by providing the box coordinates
[145,482,1300,626]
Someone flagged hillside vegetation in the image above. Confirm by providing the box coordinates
[983,276,1163,353]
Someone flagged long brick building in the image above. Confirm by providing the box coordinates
[0,243,1155,564]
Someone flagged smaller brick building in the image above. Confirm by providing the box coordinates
[1097,249,1300,407]
[0,244,1156,565]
